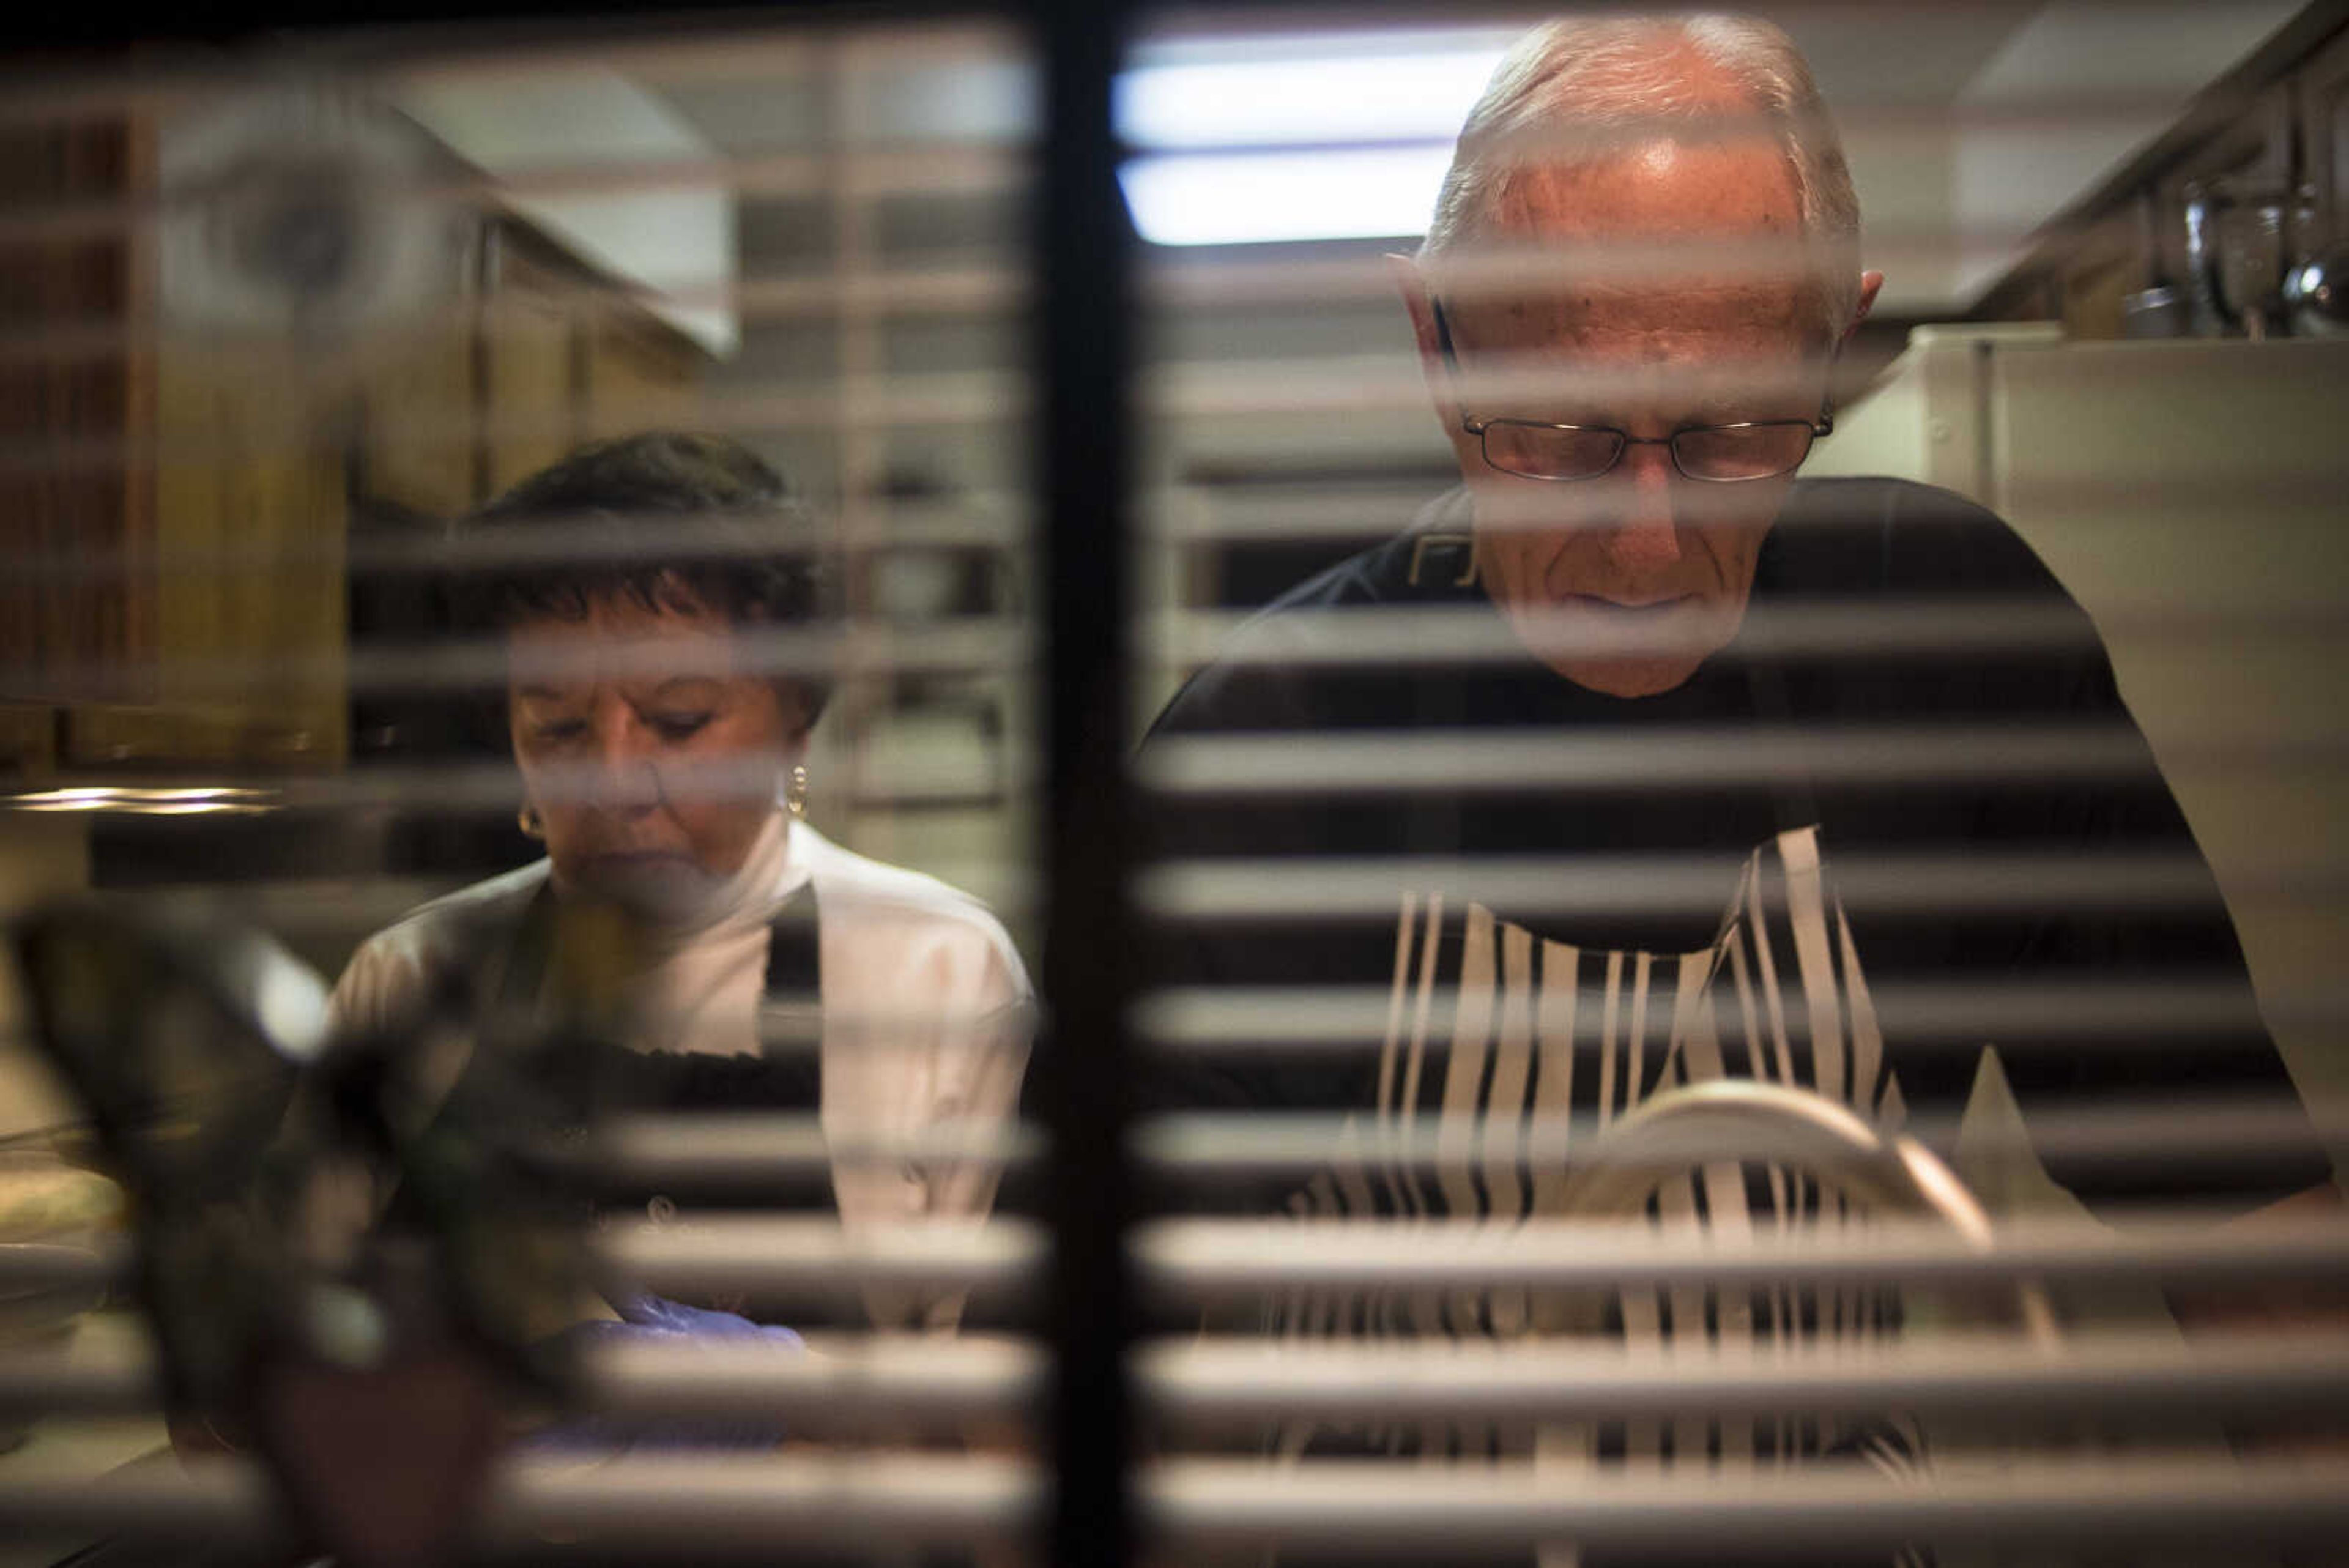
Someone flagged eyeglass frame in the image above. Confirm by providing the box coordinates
[1428,296,1836,485]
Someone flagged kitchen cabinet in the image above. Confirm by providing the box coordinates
[1978,15,2349,338]
[0,707,54,782]
[0,149,708,791]
[480,232,584,497]
[362,313,478,521]
[584,295,702,439]
[70,349,352,771]
[2296,23,2349,253]
[0,118,145,757]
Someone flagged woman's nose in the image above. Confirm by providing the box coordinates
[586,705,661,813]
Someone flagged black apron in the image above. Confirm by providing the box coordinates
[492,879,837,1217]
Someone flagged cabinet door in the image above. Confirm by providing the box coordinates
[0,705,54,783]
[99,351,348,768]
[0,119,145,712]
[484,237,582,496]
[582,304,700,440]
[363,316,479,518]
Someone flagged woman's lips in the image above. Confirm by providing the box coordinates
[571,850,704,885]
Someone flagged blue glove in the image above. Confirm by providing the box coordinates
[527,1295,804,1453]
[600,1292,807,1347]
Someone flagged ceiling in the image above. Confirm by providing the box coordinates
[639,1,2316,318]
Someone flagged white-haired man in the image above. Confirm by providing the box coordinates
[1144,11,2337,1536]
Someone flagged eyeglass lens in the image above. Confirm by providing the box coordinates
[1480,421,1813,481]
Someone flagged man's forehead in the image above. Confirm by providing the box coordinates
[1436,267,1823,410]
[1442,335,1820,417]
[1442,270,1819,372]
[1447,130,1816,302]
[1495,138,1802,234]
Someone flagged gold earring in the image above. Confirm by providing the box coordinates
[518,804,546,841]
[786,764,809,820]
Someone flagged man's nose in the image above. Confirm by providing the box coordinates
[1605,444,1683,574]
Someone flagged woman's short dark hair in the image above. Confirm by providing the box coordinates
[447,431,835,724]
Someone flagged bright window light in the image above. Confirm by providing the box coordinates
[1116,36,1507,246]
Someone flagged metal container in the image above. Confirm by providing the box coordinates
[2122,284,2189,338]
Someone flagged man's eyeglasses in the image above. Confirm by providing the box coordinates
[1431,297,1833,484]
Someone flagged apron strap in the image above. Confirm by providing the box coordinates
[752,880,823,1108]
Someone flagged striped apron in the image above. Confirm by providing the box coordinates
[1264,823,1930,1567]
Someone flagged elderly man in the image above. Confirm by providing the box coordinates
[1144,9,2335,1500]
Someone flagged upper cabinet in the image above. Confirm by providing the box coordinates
[0,88,713,787]
[476,226,592,499]
[2296,24,2349,258]
[1979,15,2349,339]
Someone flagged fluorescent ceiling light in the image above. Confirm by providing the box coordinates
[1116,45,1505,150]
[1121,147,1455,247]
[1116,37,1504,245]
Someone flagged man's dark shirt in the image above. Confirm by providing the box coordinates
[1143,475,2329,1219]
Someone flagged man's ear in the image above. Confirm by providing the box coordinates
[1841,269,1885,346]
[1386,251,1456,422]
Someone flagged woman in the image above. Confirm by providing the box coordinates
[327,431,1032,1334]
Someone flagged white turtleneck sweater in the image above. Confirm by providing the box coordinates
[327,814,1034,1329]
[547,806,804,1061]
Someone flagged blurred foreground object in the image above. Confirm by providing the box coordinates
[158,81,473,351]
[8,896,601,1568]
